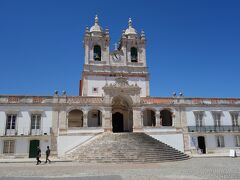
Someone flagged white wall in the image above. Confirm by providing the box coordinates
[57,135,93,156]
[15,139,31,156]
[150,134,184,152]
[224,135,235,147]
[0,140,3,154]
[0,106,52,135]
[186,107,240,126]
[86,76,147,97]
[0,111,6,135]
[189,134,238,151]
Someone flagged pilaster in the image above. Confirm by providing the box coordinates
[155,111,161,127]
[133,107,143,131]
[83,110,88,127]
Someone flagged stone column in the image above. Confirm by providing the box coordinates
[133,107,143,132]
[83,110,88,127]
[59,110,67,130]
[155,110,161,127]
[51,108,60,156]
[103,107,112,132]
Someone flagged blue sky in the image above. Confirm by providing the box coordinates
[0,0,239,98]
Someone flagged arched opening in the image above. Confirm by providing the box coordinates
[197,136,206,154]
[130,47,138,62]
[112,112,123,132]
[112,96,133,132]
[160,109,173,126]
[68,109,83,127]
[93,45,101,61]
[88,110,102,127]
[143,109,156,126]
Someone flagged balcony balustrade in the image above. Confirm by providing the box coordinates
[188,125,240,133]
[0,127,51,136]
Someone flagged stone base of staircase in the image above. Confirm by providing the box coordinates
[66,133,189,163]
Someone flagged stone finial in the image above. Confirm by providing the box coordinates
[54,90,58,95]
[122,29,126,37]
[141,29,145,37]
[128,18,132,27]
[105,28,109,34]
[95,15,99,24]
[85,26,89,32]
[114,43,118,50]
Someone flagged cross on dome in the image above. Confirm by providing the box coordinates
[95,15,99,24]
[125,17,137,35]
[128,18,132,27]
[90,15,102,33]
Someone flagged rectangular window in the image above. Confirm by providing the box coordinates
[6,114,16,130]
[212,112,221,127]
[236,136,240,147]
[3,140,15,154]
[216,136,224,147]
[31,114,41,130]
[194,112,204,127]
[92,87,98,93]
[231,113,239,127]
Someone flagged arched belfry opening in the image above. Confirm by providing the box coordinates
[130,47,138,62]
[93,45,101,61]
[112,96,133,133]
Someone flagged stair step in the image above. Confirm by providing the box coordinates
[66,132,189,163]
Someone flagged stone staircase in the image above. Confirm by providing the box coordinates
[66,133,189,163]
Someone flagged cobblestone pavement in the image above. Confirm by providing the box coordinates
[0,158,239,180]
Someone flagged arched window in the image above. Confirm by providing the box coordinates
[143,109,156,126]
[93,45,101,61]
[130,47,138,62]
[160,109,173,126]
[68,110,83,127]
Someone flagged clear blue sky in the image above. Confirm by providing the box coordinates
[0,0,240,98]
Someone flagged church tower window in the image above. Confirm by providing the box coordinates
[130,47,138,62]
[93,45,101,61]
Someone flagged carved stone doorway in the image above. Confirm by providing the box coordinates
[112,96,133,132]
[112,112,124,132]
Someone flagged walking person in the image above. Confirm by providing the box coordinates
[45,146,51,164]
[36,146,41,165]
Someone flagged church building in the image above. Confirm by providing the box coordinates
[0,16,239,161]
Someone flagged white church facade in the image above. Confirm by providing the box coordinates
[0,16,239,159]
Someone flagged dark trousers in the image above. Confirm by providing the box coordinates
[36,157,41,164]
[45,155,51,163]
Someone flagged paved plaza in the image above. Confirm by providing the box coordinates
[0,157,239,180]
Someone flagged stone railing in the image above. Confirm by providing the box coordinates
[188,125,240,133]
[0,96,53,104]
[0,127,51,136]
[141,97,240,105]
[66,96,103,104]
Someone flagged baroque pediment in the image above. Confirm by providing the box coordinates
[104,77,140,89]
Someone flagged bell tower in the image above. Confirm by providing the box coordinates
[80,16,149,97]
[83,15,110,65]
[118,18,147,67]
